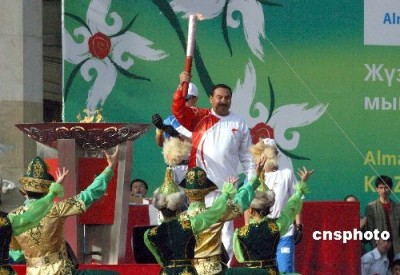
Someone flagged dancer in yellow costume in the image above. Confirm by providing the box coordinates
[10,147,119,275]
[1,181,64,274]
[144,165,237,275]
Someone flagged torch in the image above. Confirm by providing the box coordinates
[181,14,198,97]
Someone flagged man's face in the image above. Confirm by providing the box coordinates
[376,239,391,255]
[209,87,231,116]
[392,264,400,275]
[131,181,147,198]
[376,183,391,199]
[185,96,198,107]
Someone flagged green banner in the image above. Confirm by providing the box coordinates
[62,0,400,212]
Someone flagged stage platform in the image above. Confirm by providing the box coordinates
[12,201,361,274]
[126,201,362,274]
[12,264,161,274]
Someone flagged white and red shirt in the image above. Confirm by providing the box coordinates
[172,86,255,188]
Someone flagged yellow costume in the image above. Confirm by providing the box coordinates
[180,168,260,275]
[10,156,114,275]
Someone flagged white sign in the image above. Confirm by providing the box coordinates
[364,0,400,45]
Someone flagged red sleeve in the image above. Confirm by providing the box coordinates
[171,85,208,131]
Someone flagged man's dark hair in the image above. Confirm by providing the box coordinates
[130,178,148,190]
[391,259,400,269]
[375,175,393,189]
[210,84,232,96]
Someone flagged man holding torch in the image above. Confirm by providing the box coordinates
[171,71,255,264]
[171,14,255,265]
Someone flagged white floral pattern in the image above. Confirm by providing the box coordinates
[170,0,266,60]
[63,0,168,111]
[231,60,328,171]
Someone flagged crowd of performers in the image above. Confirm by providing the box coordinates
[0,145,310,275]
[144,137,313,275]
[0,73,314,275]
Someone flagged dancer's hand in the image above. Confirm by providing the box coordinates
[256,155,266,177]
[226,177,239,185]
[105,145,119,169]
[297,167,314,182]
[56,167,69,184]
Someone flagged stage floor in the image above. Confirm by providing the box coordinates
[12,264,161,275]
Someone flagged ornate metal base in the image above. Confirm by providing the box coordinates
[15,123,152,152]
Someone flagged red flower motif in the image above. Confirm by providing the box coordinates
[88,32,111,59]
[250,123,274,144]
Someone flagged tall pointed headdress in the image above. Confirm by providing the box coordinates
[19,156,54,194]
[152,167,185,211]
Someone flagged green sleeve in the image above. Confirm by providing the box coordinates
[191,184,232,234]
[232,228,246,262]
[77,166,114,208]
[144,228,164,266]
[9,249,25,263]
[233,176,261,211]
[8,182,64,236]
[276,181,308,235]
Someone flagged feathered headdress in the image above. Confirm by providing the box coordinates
[250,190,276,217]
[249,139,278,171]
[162,137,191,167]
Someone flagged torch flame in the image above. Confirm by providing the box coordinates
[195,13,205,21]
[77,109,105,123]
